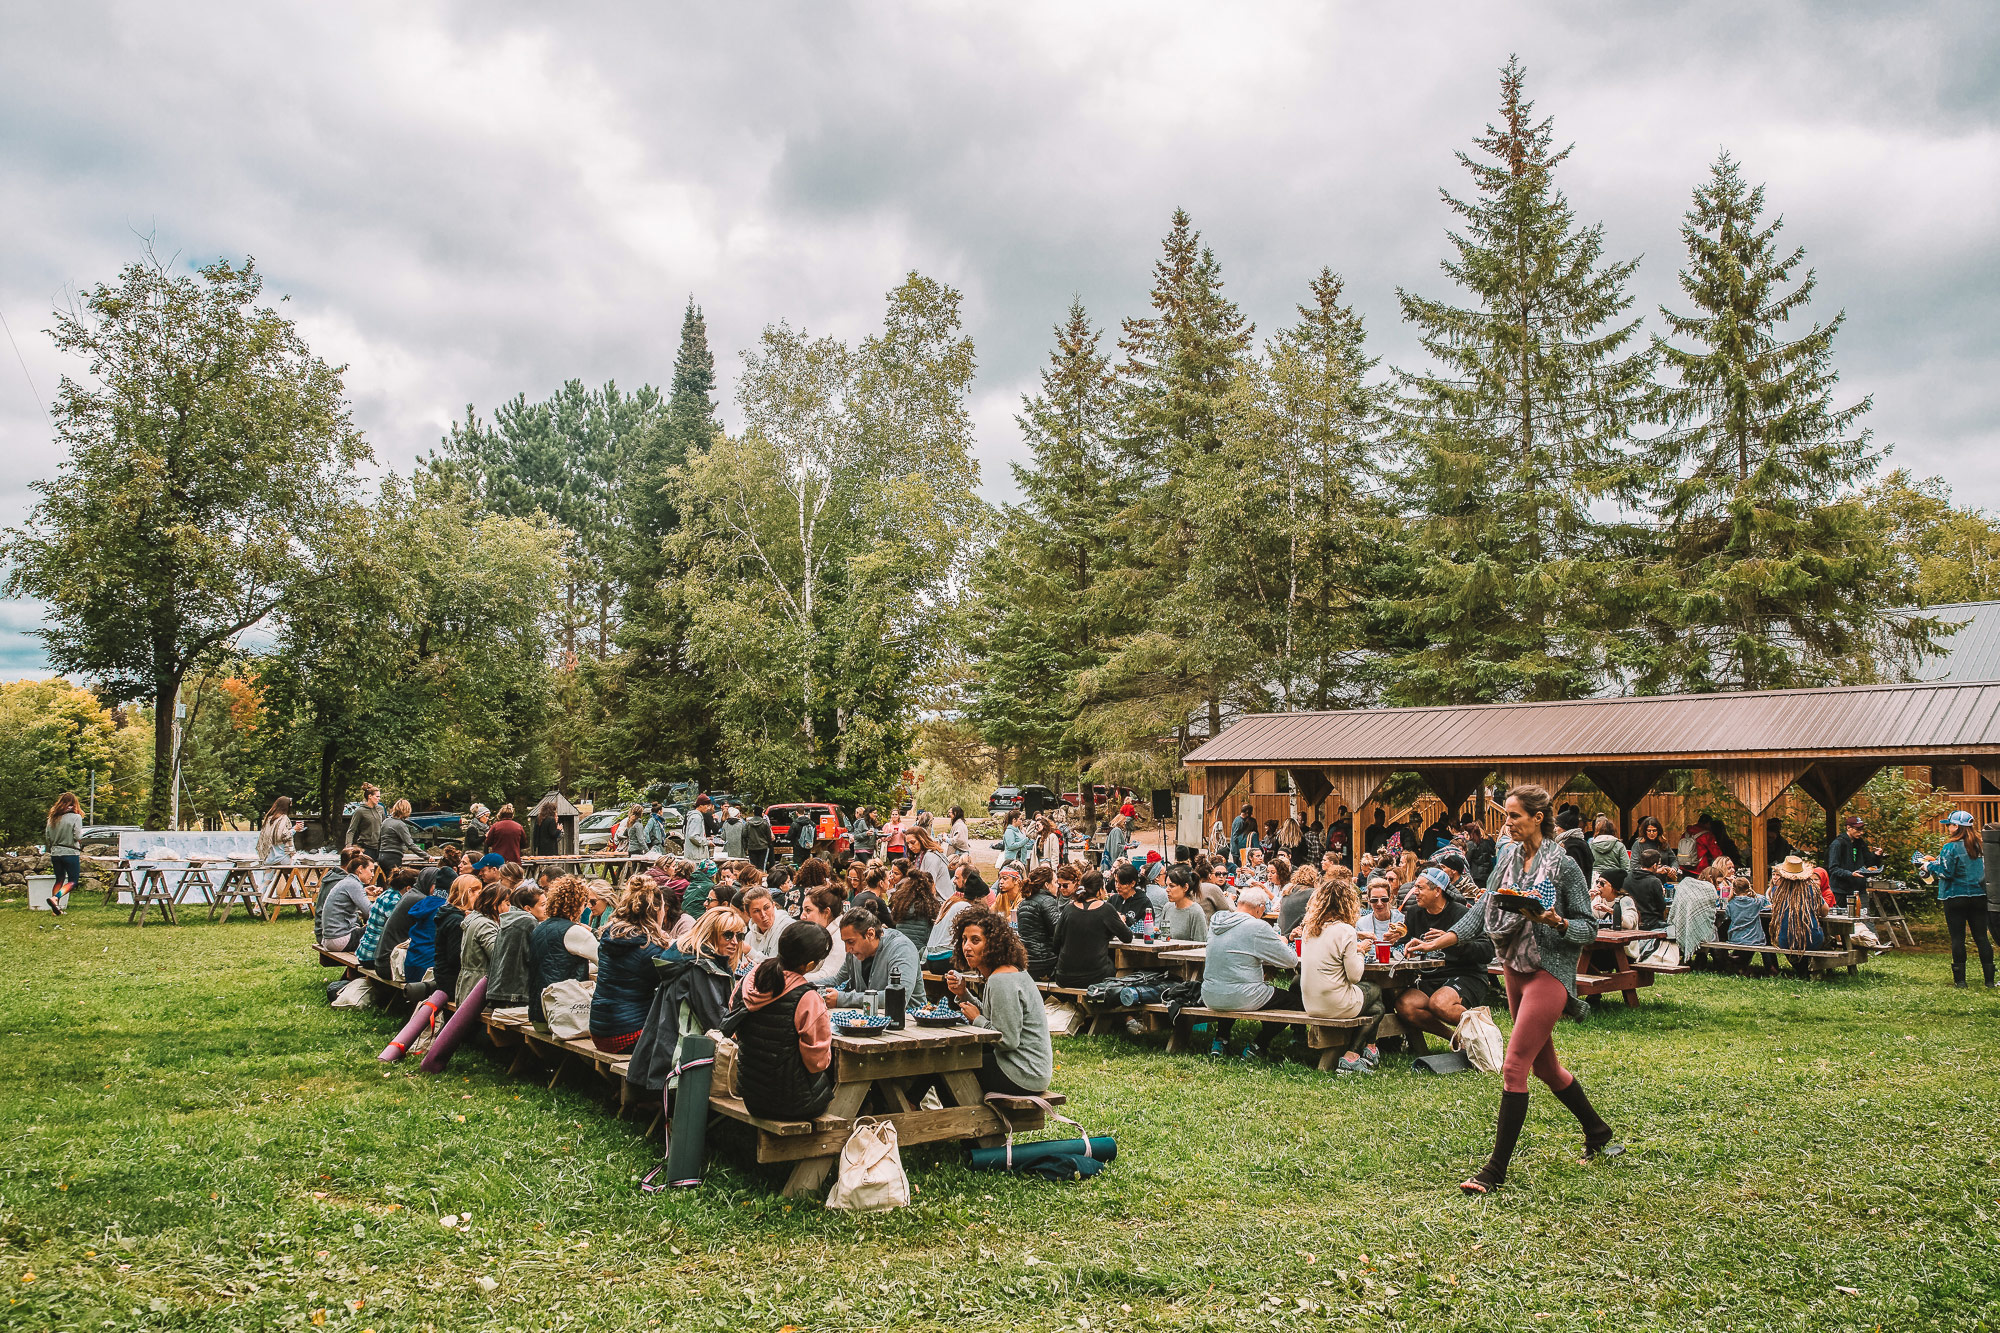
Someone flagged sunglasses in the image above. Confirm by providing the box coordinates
[719,930,746,942]
[1369,898,1388,905]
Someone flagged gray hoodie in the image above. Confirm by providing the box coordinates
[1200,908,1300,1011]
[829,927,921,1008]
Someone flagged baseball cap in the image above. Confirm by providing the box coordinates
[476,853,504,869]
[1946,810,1976,827]
[1430,848,1468,874]
[1419,867,1452,891]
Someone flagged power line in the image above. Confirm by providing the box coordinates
[0,304,49,422]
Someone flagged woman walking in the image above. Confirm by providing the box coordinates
[1931,811,1993,989]
[45,792,82,917]
[258,796,297,906]
[377,799,421,872]
[1412,784,1621,1195]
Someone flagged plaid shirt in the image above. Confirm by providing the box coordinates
[355,888,403,962]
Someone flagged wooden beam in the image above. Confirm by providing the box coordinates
[1709,759,1811,818]
[1198,766,1250,816]
[1501,766,1579,798]
[1793,760,1882,841]
[1977,762,2000,796]
[1289,768,1333,817]
[1415,767,1486,820]
[1321,766,1392,815]
[1583,765,1669,841]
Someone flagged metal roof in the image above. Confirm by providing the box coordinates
[1182,680,2000,768]
[1912,602,2000,685]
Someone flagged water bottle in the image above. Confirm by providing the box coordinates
[885,984,906,1030]
[1143,908,1156,940]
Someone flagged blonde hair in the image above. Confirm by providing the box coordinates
[1289,865,1321,892]
[448,873,482,910]
[391,798,412,818]
[1301,876,1362,939]
[686,905,748,957]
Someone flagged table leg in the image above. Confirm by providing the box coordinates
[780,1081,870,1198]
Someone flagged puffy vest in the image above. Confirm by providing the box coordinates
[527,916,590,1024]
[734,983,835,1122]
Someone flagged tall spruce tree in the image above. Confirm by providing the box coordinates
[588,299,724,787]
[1386,58,1652,705]
[967,299,1121,783]
[1639,152,1913,690]
[1088,210,1255,758]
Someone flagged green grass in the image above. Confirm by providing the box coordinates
[1,897,1996,1332]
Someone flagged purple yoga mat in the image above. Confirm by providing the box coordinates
[420,979,486,1074]
[379,990,446,1062]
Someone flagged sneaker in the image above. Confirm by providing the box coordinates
[1357,1043,1382,1071]
[1124,1017,1146,1036]
[1334,1051,1369,1076]
[48,899,64,917]
[1208,1039,1228,1058]
[1239,1043,1262,1062]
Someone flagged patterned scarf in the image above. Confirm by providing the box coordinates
[1484,836,1560,973]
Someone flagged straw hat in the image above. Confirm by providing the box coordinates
[1775,855,1812,880]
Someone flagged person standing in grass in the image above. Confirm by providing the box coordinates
[44,792,82,917]
[377,799,421,873]
[1924,812,1992,988]
[346,784,385,863]
[1413,784,1620,1196]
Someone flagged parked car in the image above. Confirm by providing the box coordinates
[578,806,685,854]
[766,803,850,855]
[988,784,1064,817]
[1062,785,1137,810]
[78,824,144,850]
[407,811,463,847]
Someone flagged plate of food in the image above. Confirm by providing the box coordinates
[911,1005,964,1027]
[1492,882,1557,914]
[828,1010,893,1036]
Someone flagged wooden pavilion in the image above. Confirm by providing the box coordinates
[1183,680,2000,891]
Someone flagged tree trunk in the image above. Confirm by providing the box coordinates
[318,741,338,852]
[146,672,182,830]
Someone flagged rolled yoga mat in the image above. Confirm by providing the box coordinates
[379,989,446,1062]
[662,1035,717,1188]
[968,1136,1118,1173]
[420,980,486,1074]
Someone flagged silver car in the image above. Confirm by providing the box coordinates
[577,807,685,854]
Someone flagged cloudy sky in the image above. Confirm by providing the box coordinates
[3,1,1996,680]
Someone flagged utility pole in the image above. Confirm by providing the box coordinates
[169,700,185,830]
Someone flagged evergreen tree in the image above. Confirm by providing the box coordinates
[587,299,724,789]
[1090,210,1255,755]
[1639,152,1914,690]
[967,299,1121,783]
[1189,269,1388,712]
[1386,57,1652,705]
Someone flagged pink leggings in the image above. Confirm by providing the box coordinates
[1501,968,1577,1096]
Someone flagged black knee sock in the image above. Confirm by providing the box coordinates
[1474,1090,1530,1187]
[1552,1076,1614,1150]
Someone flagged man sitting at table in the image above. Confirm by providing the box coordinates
[822,908,920,1008]
[1201,885,1304,1060]
[1354,880,1405,946]
[1161,868,1210,942]
[1394,868,1495,1043]
[1626,849,1671,930]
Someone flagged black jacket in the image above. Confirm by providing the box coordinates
[725,981,835,1121]
[1559,829,1594,882]
[1015,890,1064,981]
[431,905,467,1000]
[591,929,670,1039]
[527,916,590,1025]
[624,947,737,1096]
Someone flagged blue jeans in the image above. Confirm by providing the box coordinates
[51,854,80,891]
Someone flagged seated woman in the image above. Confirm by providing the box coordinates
[1160,868,1210,942]
[889,871,940,955]
[624,907,751,1109]
[369,868,426,978]
[429,872,475,1000]
[797,887,848,985]
[528,876,600,1029]
[1052,876,1132,989]
[1768,856,1827,956]
[1298,873,1386,1073]
[1591,868,1638,929]
[354,864,410,968]
[484,882,546,1012]
[590,879,682,1053]
[316,854,376,953]
[1395,867,1494,1045]
[727,922,836,1122]
[457,879,509,1005]
[947,909,1052,1096]
[1667,864,1721,963]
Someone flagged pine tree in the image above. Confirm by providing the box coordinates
[1386,57,1652,705]
[589,298,724,787]
[967,299,1121,783]
[1095,210,1255,750]
[1639,152,1907,691]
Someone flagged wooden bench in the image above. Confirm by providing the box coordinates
[313,945,363,978]
[1634,958,1693,974]
[706,1088,1063,1187]
[1142,1003,1401,1069]
[1698,940,1867,978]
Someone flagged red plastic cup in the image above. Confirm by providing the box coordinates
[1375,941,1393,964]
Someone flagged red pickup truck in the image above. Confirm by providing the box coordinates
[766,803,851,853]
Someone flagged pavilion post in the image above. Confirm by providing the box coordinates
[1749,815,1769,895]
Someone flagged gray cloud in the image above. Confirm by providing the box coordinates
[2,1,1996,679]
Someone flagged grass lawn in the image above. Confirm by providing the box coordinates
[1,897,1995,1333]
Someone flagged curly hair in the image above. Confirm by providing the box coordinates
[890,870,939,925]
[954,907,1028,973]
[1301,875,1362,939]
[543,874,590,922]
[796,858,830,891]
[605,878,677,947]
[1289,865,1321,892]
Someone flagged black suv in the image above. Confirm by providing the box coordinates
[988,785,1063,817]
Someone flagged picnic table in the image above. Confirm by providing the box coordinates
[1576,927,1672,1007]
[707,1021,1058,1197]
[522,854,659,888]
[1108,937,1204,972]
[1698,911,1879,978]
[1860,881,1919,948]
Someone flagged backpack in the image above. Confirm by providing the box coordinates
[1676,832,1699,866]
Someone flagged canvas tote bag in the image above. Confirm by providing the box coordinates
[826,1117,909,1212]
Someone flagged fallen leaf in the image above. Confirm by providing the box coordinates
[1835,1286,1862,1297]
